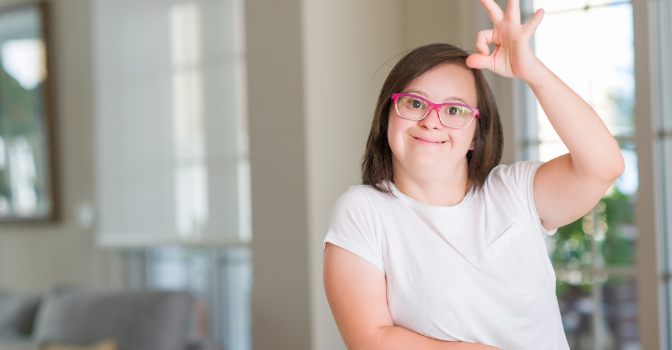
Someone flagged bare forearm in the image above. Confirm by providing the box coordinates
[523,59,624,180]
[369,326,500,350]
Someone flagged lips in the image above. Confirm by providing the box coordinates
[412,135,446,144]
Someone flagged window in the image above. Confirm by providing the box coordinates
[92,0,252,349]
[654,0,672,348]
[93,0,250,246]
[521,1,639,348]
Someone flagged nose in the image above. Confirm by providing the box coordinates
[419,107,443,130]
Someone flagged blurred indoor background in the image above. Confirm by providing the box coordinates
[0,0,670,349]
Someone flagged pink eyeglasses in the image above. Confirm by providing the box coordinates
[391,93,480,129]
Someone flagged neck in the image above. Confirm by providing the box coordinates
[392,158,470,207]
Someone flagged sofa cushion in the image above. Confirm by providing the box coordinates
[0,341,40,350]
[43,339,117,350]
[0,291,40,337]
[33,290,194,350]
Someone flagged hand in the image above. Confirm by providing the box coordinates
[465,0,545,82]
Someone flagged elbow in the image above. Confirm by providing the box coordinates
[574,150,625,183]
[600,151,626,184]
[570,149,625,184]
[614,152,626,178]
[607,150,626,182]
[598,152,625,184]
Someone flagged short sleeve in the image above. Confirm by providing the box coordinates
[323,187,385,274]
[493,160,558,236]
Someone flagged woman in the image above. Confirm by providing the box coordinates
[323,0,624,349]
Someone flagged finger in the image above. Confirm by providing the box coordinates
[478,0,505,23]
[475,30,494,56]
[506,0,521,23]
[523,8,545,38]
[466,53,494,71]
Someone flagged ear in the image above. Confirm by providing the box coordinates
[469,140,475,150]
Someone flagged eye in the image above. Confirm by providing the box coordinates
[448,106,460,115]
[409,99,423,109]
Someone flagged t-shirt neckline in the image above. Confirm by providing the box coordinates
[388,181,475,213]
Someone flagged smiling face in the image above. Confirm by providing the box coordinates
[388,63,478,183]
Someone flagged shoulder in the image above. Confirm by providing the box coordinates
[479,160,546,206]
[489,160,545,179]
[482,160,556,235]
[486,160,545,189]
[331,185,390,219]
[334,185,392,208]
[325,186,388,274]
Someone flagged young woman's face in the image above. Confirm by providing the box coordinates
[388,63,478,180]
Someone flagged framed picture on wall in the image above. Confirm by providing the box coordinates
[0,1,57,222]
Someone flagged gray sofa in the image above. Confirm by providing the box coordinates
[0,289,222,350]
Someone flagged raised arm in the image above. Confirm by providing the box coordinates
[466,0,625,231]
[324,243,502,350]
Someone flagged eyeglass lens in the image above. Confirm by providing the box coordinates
[396,95,473,128]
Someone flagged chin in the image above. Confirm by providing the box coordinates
[409,156,445,171]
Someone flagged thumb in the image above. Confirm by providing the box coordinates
[466,53,493,70]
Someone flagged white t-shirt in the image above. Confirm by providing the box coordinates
[323,160,569,350]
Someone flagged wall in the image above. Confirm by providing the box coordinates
[245,0,311,349]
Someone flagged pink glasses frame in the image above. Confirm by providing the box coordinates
[391,93,481,130]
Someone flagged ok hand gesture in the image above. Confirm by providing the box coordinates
[466,0,545,82]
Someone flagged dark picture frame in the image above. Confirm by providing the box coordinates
[0,1,57,222]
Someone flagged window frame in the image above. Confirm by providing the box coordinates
[633,0,666,348]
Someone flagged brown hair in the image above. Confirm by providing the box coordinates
[362,43,503,195]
